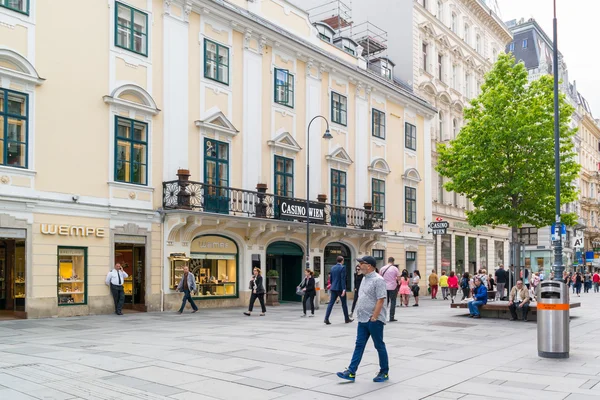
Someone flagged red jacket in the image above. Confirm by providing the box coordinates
[447,276,459,288]
[593,274,600,283]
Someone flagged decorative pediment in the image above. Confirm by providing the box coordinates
[325,146,353,166]
[0,47,44,85]
[103,84,160,116]
[436,35,452,49]
[439,92,452,105]
[368,158,391,175]
[419,21,438,37]
[402,168,422,183]
[267,131,302,153]
[451,46,465,58]
[195,110,239,138]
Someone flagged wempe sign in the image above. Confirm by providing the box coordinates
[279,199,325,223]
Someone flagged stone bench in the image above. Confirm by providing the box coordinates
[450,301,581,321]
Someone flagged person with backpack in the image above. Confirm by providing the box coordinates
[461,272,470,301]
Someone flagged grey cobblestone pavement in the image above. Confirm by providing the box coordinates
[0,294,599,400]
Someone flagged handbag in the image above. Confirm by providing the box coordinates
[296,279,306,296]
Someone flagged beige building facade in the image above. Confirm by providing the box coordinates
[0,0,435,318]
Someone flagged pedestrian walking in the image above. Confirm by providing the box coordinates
[487,274,495,292]
[176,265,198,314]
[412,270,421,307]
[439,270,449,300]
[495,265,507,300]
[575,272,583,297]
[336,256,389,383]
[380,257,399,322]
[447,271,459,303]
[429,269,439,300]
[300,269,316,317]
[244,267,266,316]
[324,256,353,325]
[584,272,591,294]
[593,271,600,293]
[398,270,411,307]
[460,272,470,301]
[105,263,128,315]
[350,264,364,319]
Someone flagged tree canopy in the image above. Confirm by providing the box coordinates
[436,53,579,229]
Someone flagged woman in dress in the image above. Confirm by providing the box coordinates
[398,270,411,307]
[350,264,363,319]
[300,269,316,317]
[447,271,459,304]
[244,268,266,316]
[412,270,421,307]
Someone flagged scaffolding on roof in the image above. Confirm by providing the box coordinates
[348,21,388,57]
[306,0,353,34]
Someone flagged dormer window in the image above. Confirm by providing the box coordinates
[334,37,359,57]
[368,57,395,80]
[314,22,335,44]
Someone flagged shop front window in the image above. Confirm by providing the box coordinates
[495,240,505,267]
[455,235,465,275]
[57,247,87,306]
[441,234,451,271]
[468,237,477,274]
[184,235,238,298]
[479,239,488,270]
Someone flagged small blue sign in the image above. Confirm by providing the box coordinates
[586,251,594,263]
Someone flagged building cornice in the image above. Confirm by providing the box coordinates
[195,0,438,117]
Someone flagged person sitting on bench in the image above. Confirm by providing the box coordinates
[467,277,487,319]
[508,280,530,322]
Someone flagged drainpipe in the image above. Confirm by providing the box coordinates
[160,211,165,312]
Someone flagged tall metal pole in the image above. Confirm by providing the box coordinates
[552,0,564,281]
[306,116,331,270]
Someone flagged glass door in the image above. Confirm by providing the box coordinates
[133,246,145,306]
[204,139,229,214]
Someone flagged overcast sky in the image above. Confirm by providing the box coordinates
[497,0,599,117]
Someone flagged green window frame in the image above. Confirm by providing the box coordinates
[331,92,347,126]
[372,109,385,139]
[405,122,417,150]
[274,156,294,198]
[115,116,148,186]
[406,251,417,261]
[0,0,28,14]
[204,39,229,85]
[274,69,294,108]
[0,88,28,168]
[331,169,347,206]
[57,247,88,306]
[115,2,148,56]
[372,178,385,218]
[405,186,417,224]
[204,138,230,214]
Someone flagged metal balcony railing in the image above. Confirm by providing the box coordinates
[162,175,383,231]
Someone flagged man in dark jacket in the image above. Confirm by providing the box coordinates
[495,265,507,300]
[467,277,487,319]
[324,256,353,325]
[176,265,198,314]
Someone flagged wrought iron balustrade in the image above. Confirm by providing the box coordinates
[162,179,383,230]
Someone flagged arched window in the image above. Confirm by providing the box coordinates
[437,0,443,21]
[438,111,444,140]
[453,118,458,138]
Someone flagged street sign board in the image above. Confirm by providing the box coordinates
[429,221,449,235]
[573,236,584,249]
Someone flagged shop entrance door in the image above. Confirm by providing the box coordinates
[324,243,351,291]
[115,244,146,311]
[266,242,303,302]
[0,239,26,318]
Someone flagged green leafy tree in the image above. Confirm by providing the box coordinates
[436,53,579,249]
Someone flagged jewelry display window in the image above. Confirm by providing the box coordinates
[57,247,87,305]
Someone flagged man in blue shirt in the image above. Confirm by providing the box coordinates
[468,277,488,319]
[324,256,353,325]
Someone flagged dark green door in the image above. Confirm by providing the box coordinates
[331,169,347,227]
[204,138,229,214]
[266,242,303,302]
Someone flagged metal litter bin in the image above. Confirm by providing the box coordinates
[537,281,569,358]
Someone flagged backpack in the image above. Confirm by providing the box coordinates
[461,277,469,289]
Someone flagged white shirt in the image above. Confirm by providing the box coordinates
[105,269,128,286]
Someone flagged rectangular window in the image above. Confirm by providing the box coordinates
[522,39,528,49]
[331,92,347,126]
[372,109,385,139]
[509,42,515,52]
[274,69,294,108]
[115,116,148,185]
[0,0,28,14]
[519,227,538,246]
[274,156,293,198]
[422,43,428,71]
[331,169,347,227]
[204,138,229,214]
[115,2,148,56]
[452,64,457,89]
[372,178,385,218]
[1,89,28,168]
[372,249,385,270]
[405,186,417,224]
[406,251,417,261]
[438,54,443,80]
[204,39,229,85]
[58,247,87,306]
[405,122,417,150]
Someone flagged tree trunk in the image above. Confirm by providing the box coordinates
[509,225,521,294]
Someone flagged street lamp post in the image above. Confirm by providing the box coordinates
[306,116,332,269]
[552,0,564,281]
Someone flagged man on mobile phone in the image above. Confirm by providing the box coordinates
[105,263,128,315]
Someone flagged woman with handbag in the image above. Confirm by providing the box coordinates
[244,268,266,316]
[398,270,411,307]
[299,269,316,317]
[412,270,421,307]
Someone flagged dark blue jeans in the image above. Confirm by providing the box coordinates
[348,321,389,375]
[179,289,198,312]
[468,300,485,316]
[325,290,349,321]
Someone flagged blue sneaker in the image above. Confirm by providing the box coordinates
[373,372,389,382]
[336,369,356,382]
